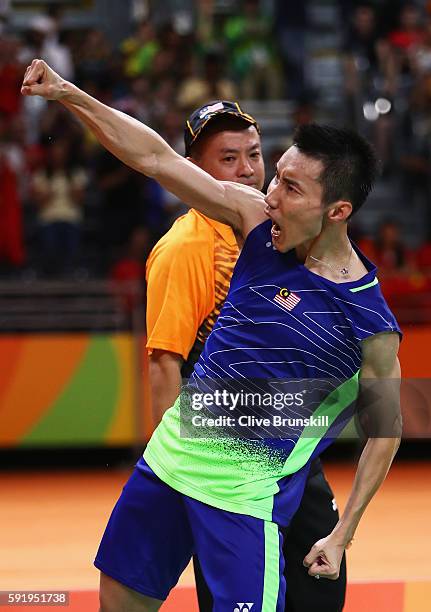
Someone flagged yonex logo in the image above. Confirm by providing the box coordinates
[234,604,254,612]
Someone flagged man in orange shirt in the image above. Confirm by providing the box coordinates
[145,101,347,612]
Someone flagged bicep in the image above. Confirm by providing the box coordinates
[358,333,402,438]
[360,332,400,379]
[155,152,266,234]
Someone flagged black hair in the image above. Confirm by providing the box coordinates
[292,123,379,216]
[189,115,258,159]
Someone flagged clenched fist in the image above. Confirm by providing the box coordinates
[303,533,346,580]
[21,59,68,100]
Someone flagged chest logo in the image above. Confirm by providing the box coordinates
[274,288,301,312]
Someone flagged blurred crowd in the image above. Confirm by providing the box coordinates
[0,0,430,320]
[342,0,431,319]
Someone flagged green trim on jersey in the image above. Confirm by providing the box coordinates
[349,277,379,293]
[263,521,281,611]
[280,371,360,475]
[144,371,360,521]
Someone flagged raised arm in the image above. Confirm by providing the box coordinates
[304,331,402,579]
[21,59,266,235]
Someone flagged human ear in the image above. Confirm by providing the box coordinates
[327,201,352,222]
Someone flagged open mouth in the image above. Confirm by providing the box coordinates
[271,222,281,239]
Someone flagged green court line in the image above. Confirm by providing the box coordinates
[280,371,360,476]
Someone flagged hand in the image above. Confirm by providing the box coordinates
[303,534,346,580]
[21,59,67,100]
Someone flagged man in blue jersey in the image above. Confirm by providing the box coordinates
[22,61,402,612]
[147,102,347,612]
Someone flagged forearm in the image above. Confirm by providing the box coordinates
[59,81,168,176]
[304,337,402,578]
[332,436,400,545]
[334,335,403,544]
[22,59,264,232]
[149,351,183,427]
[59,82,246,227]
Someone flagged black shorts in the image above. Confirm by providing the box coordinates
[194,460,346,612]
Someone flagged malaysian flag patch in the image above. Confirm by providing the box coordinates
[274,288,301,312]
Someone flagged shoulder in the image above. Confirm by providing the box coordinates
[338,244,400,333]
[361,331,400,376]
[362,330,400,355]
[155,210,214,252]
[341,282,401,333]
[147,211,214,275]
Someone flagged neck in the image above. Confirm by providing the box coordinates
[295,223,350,264]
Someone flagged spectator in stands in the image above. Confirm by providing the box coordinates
[0,147,25,271]
[75,29,112,89]
[398,71,431,240]
[416,241,431,273]
[223,0,281,99]
[388,2,424,51]
[121,20,159,78]
[0,35,24,118]
[31,139,87,277]
[114,76,151,125]
[94,149,148,268]
[359,219,414,276]
[38,102,84,150]
[150,77,177,126]
[367,0,406,38]
[5,0,431,286]
[150,46,179,84]
[19,25,53,144]
[409,15,431,77]
[359,219,431,316]
[158,21,186,59]
[342,4,397,173]
[40,7,74,81]
[195,0,219,53]
[19,20,47,65]
[20,14,74,81]
[110,226,150,322]
[157,107,183,151]
[343,3,395,101]
[273,0,309,101]
[177,51,237,113]
[376,219,414,274]
[2,114,31,201]
[387,2,425,92]
[292,94,315,127]
[0,0,10,33]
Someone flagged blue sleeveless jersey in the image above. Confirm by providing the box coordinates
[144,220,401,524]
